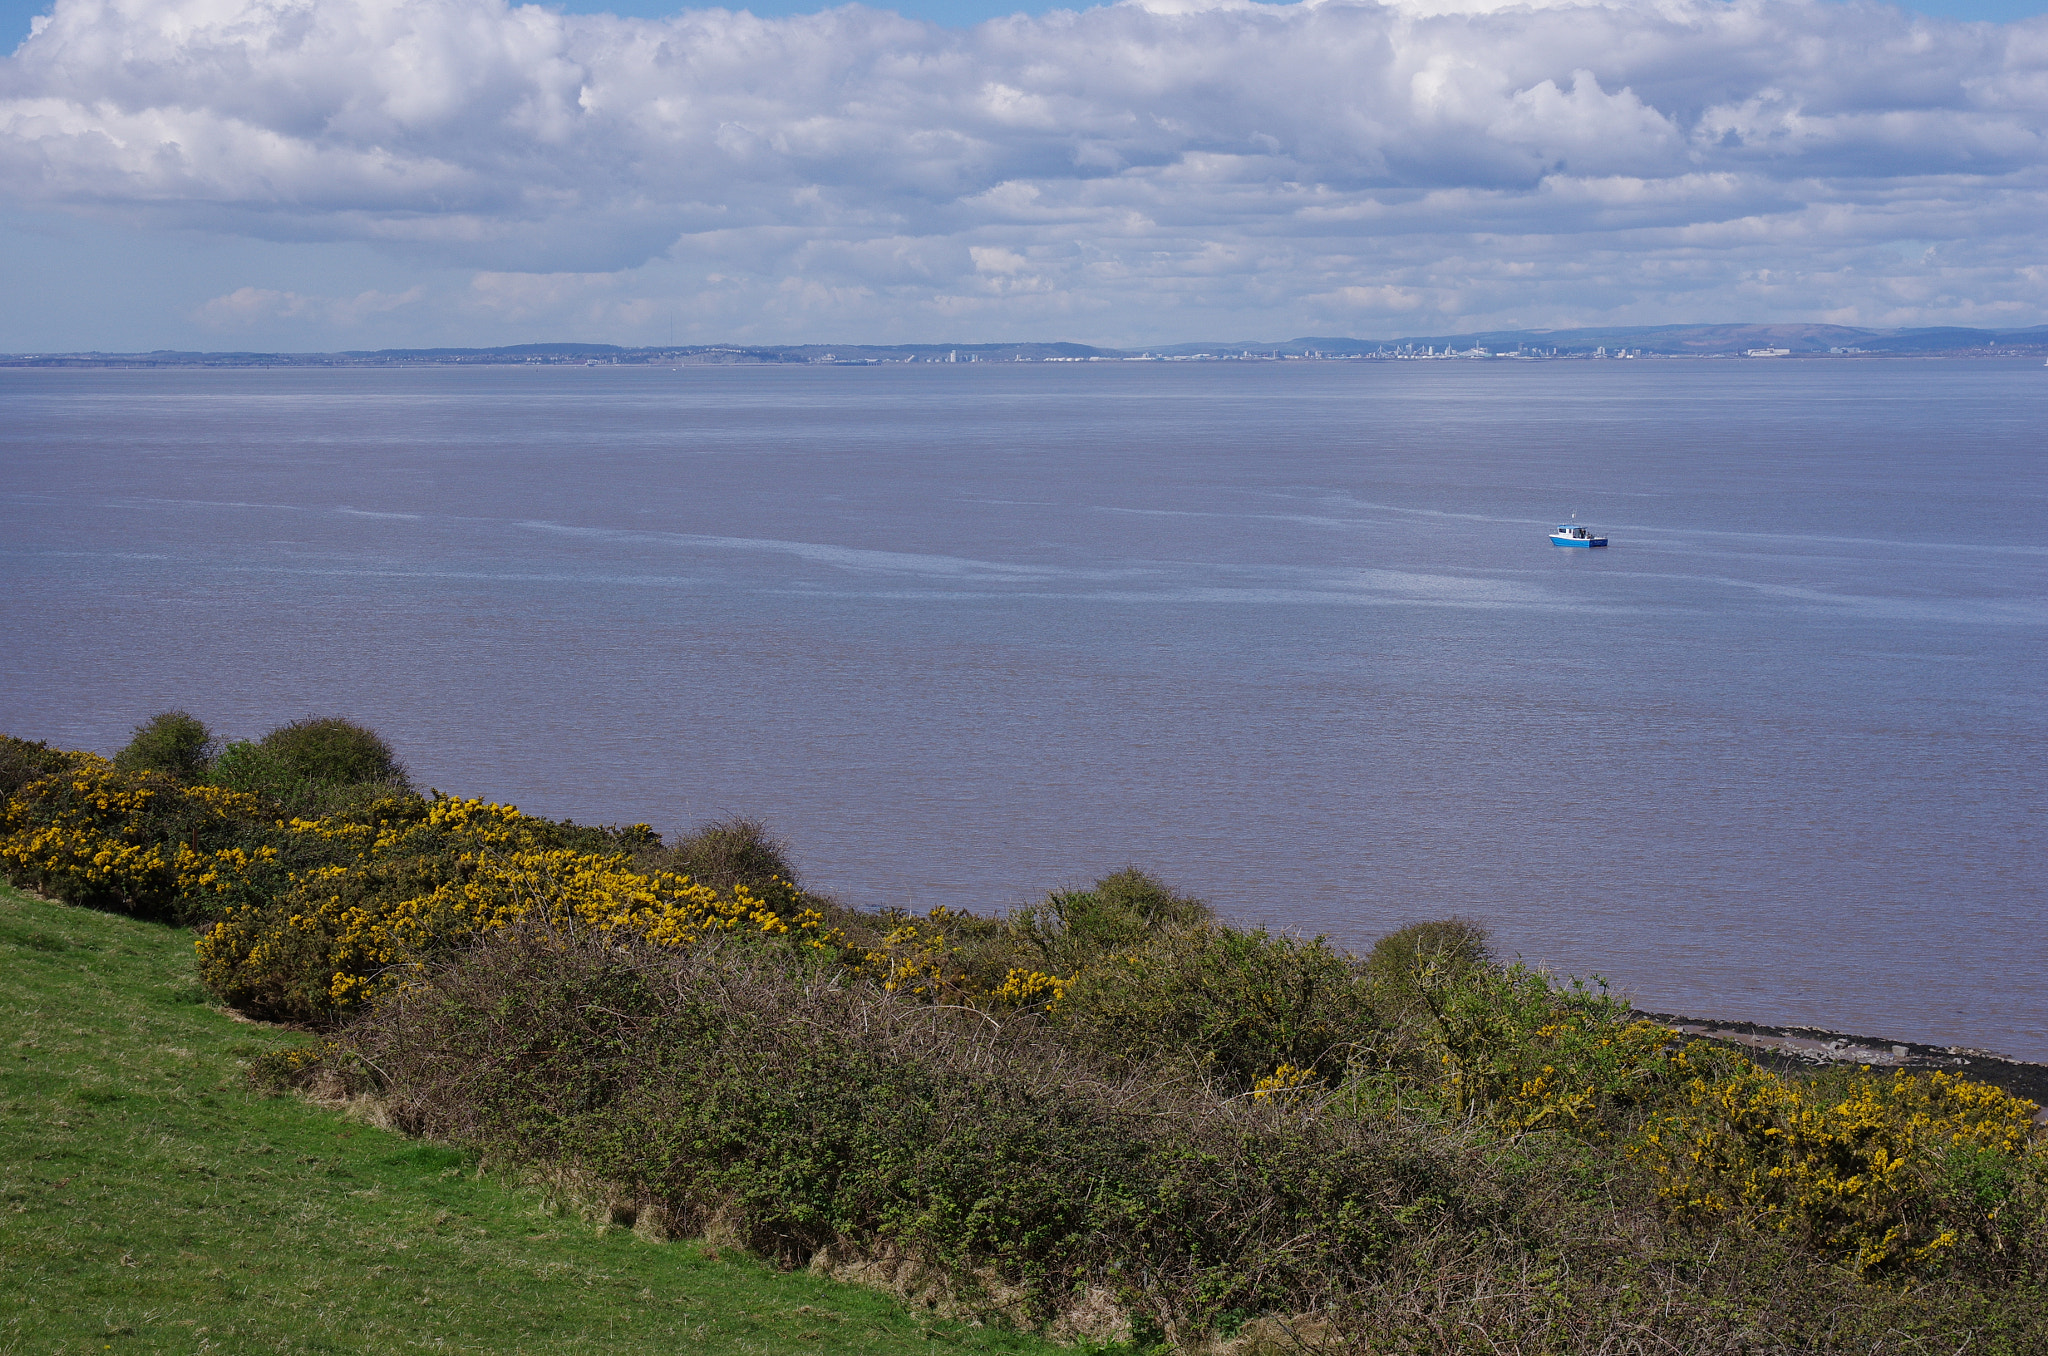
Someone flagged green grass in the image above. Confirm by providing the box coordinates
[0,884,1072,1355]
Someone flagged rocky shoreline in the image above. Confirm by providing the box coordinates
[1636,1010,2048,1120]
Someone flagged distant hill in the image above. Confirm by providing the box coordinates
[4,324,2045,367]
[1154,323,2048,357]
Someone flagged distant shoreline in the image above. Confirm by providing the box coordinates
[4,322,2045,369]
[7,352,2046,370]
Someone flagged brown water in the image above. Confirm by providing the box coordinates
[2,359,2043,1056]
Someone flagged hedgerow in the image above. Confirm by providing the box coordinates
[325,926,2048,1350]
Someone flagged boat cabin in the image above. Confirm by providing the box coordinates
[1549,523,1609,547]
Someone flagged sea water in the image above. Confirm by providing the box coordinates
[2,359,2042,1058]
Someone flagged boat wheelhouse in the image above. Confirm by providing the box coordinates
[1550,523,1607,547]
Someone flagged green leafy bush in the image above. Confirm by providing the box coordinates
[206,739,312,804]
[1362,916,1491,1017]
[1047,924,1378,1089]
[112,709,217,780]
[203,718,411,815]
[665,815,794,891]
[256,716,410,790]
[1006,868,1211,974]
[1015,867,1212,955]
[12,719,2048,1348]
[325,929,1543,1338]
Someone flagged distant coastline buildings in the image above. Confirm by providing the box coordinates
[4,323,2043,370]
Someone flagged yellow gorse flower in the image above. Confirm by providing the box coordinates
[992,967,1071,1012]
[855,909,967,998]
[0,757,271,912]
[1629,1058,2044,1273]
[1252,1063,1323,1103]
[184,796,842,1019]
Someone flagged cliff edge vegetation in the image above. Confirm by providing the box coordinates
[4,715,2045,1353]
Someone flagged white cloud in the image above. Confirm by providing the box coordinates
[193,284,425,328]
[4,0,2047,340]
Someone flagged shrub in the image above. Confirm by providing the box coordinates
[112,709,217,780]
[667,815,794,891]
[1401,961,1694,1137]
[206,717,413,815]
[658,815,808,918]
[1052,923,1377,1088]
[798,871,1214,1014]
[13,725,2048,1342]
[0,754,273,921]
[847,904,981,1000]
[1007,867,1212,975]
[1632,1060,2048,1278]
[195,796,838,1024]
[0,734,77,800]
[255,716,410,790]
[3,725,827,1021]
[206,739,314,804]
[326,928,1515,1338]
[1363,916,1491,1016]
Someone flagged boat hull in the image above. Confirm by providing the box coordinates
[1549,534,1607,548]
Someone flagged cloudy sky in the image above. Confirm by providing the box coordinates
[2,0,2044,350]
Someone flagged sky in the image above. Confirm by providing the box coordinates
[3,0,2046,351]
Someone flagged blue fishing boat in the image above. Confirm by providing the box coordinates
[1550,521,1607,547]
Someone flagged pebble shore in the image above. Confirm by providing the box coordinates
[1636,1010,2048,1121]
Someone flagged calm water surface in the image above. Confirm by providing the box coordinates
[3,361,2043,1056]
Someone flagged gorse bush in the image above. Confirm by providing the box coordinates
[644,815,810,920]
[1634,1058,2048,1277]
[0,734,76,801]
[196,797,835,1024]
[0,726,446,927]
[662,815,794,892]
[1406,962,1686,1131]
[0,753,274,921]
[0,722,802,998]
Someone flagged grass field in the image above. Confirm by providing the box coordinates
[0,883,1074,1355]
